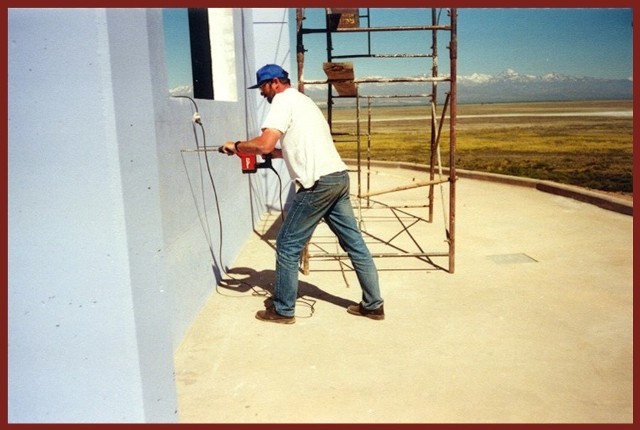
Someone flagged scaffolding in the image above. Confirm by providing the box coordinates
[296,8,458,273]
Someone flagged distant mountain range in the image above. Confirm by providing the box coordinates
[169,68,632,105]
[301,68,633,105]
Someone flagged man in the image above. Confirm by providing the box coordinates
[221,64,384,324]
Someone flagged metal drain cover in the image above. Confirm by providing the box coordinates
[487,253,537,264]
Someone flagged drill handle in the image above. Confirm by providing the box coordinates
[258,153,273,169]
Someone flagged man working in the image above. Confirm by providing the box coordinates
[221,64,384,324]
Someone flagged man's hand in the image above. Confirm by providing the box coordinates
[220,141,237,156]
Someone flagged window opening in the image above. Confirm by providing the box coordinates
[163,8,238,101]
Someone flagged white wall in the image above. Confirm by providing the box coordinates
[8,7,289,423]
[160,8,269,349]
[9,8,154,422]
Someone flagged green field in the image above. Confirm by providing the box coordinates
[328,100,633,196]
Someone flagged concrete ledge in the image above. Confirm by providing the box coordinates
[344,159,633,216]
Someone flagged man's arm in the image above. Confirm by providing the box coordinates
[221,128,282,156]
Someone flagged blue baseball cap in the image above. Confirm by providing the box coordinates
[248,64,289,89]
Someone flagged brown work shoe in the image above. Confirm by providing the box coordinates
[255,307,296,324]
[347,303,385,320]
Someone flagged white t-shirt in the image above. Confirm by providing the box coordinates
[261,87,347,188]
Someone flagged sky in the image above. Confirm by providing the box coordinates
[456,8,632,79]
[163,8,633,91]
[292,8,633,81]
[163,8,193,91]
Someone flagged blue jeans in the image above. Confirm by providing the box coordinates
[273,170,384,317]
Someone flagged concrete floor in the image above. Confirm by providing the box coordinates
[173,166,633,423]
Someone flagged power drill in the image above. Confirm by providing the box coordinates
[239,153,272,174]
[218,145,272,174]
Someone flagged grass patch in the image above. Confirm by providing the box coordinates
[330,100,633,194]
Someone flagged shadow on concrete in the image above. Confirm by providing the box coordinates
[216,266,357,314]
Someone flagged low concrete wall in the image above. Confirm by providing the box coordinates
[344,159,633,216]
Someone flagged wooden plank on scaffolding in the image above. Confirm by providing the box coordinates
[300,240,310,275]
[326,8,360,31]
[323,62,357,97]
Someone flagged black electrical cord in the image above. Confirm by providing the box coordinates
[174,96,274,301]
[258,155,285,223]
[270,165,286,224]
[198,122,223,263]
[173,95,224,272]
[174,95,314,316]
